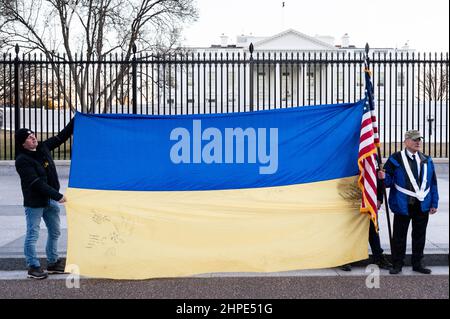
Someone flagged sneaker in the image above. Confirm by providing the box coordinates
[27,267,48,280]
[340,264,352,271]
[47,258,66,274]
[412,265,432,275]
[373,254,392,270]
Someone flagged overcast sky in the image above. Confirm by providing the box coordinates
[181,0,449,52]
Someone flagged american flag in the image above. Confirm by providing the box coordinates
[358,62,379,228]
[364,61,380,147]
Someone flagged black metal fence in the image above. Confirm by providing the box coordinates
[0,44,448,160]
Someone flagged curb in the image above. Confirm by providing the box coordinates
[0,254,448,271]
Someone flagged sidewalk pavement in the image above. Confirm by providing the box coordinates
[0,161,448,266]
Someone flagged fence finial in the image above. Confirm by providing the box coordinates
[249,43,254,56]
[132,43,137,54]
[14,44,19,56]
[364,43,370,67]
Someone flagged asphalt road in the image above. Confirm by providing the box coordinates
[0,275,448,299]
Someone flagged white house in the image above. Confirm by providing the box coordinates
[176,29,416,111]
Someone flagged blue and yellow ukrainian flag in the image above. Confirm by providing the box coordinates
[66,101,369,279]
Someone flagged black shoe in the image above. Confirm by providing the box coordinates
[413,265,432,274]
[340,264,352,271]
[47,258,66,274]
[27,267,48,280]
[389,266,402,275]
[373,254,392,270]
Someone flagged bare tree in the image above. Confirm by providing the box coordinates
[0,0,198,113]
[418,67,449,102]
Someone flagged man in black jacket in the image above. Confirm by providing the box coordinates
[15,119,74,279]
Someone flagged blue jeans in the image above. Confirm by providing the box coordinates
[24,200,61,268]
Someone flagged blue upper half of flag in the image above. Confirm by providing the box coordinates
[365,70,375,111]
[69,100,365,191]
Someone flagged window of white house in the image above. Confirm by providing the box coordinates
[165,68,176,88]
[356,73,364,87]
[337,70,344,102]
[377,71,385,87]
[304,68,316,101]
[307,71,315,86]
[165,68,176,106]
[202,69,215,105]
[183,67,195,103]
[228,70,236,102]
[187,67,194,87]
[397,72,405,87]
[282,67,292,101]
[337,70,344,87]
[207,70,216,97]
[258,73,266,101]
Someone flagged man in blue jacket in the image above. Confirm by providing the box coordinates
[378,130,439,275]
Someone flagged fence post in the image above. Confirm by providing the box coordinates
[14,44,20,131]
[249,43,254,111]
[132,44,137,114]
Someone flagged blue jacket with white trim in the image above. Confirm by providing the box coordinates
[383,151,439,215]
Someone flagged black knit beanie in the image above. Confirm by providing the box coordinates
[15,128,34,146]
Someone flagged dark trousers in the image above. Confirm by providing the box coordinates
[368,220,384,258]
[392,202,429,268]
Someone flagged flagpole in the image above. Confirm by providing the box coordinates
[364,43,393,251]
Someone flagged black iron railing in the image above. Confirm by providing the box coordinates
[0,44,448,160]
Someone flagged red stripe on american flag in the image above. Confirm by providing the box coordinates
[361,117,373,127]
[358,102,378,227]
[363,159,377,207]
[359,143,375,150]
[364,159,377,190]
[360,130,375,143]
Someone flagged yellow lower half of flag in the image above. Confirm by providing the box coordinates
[65,176,369,280]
